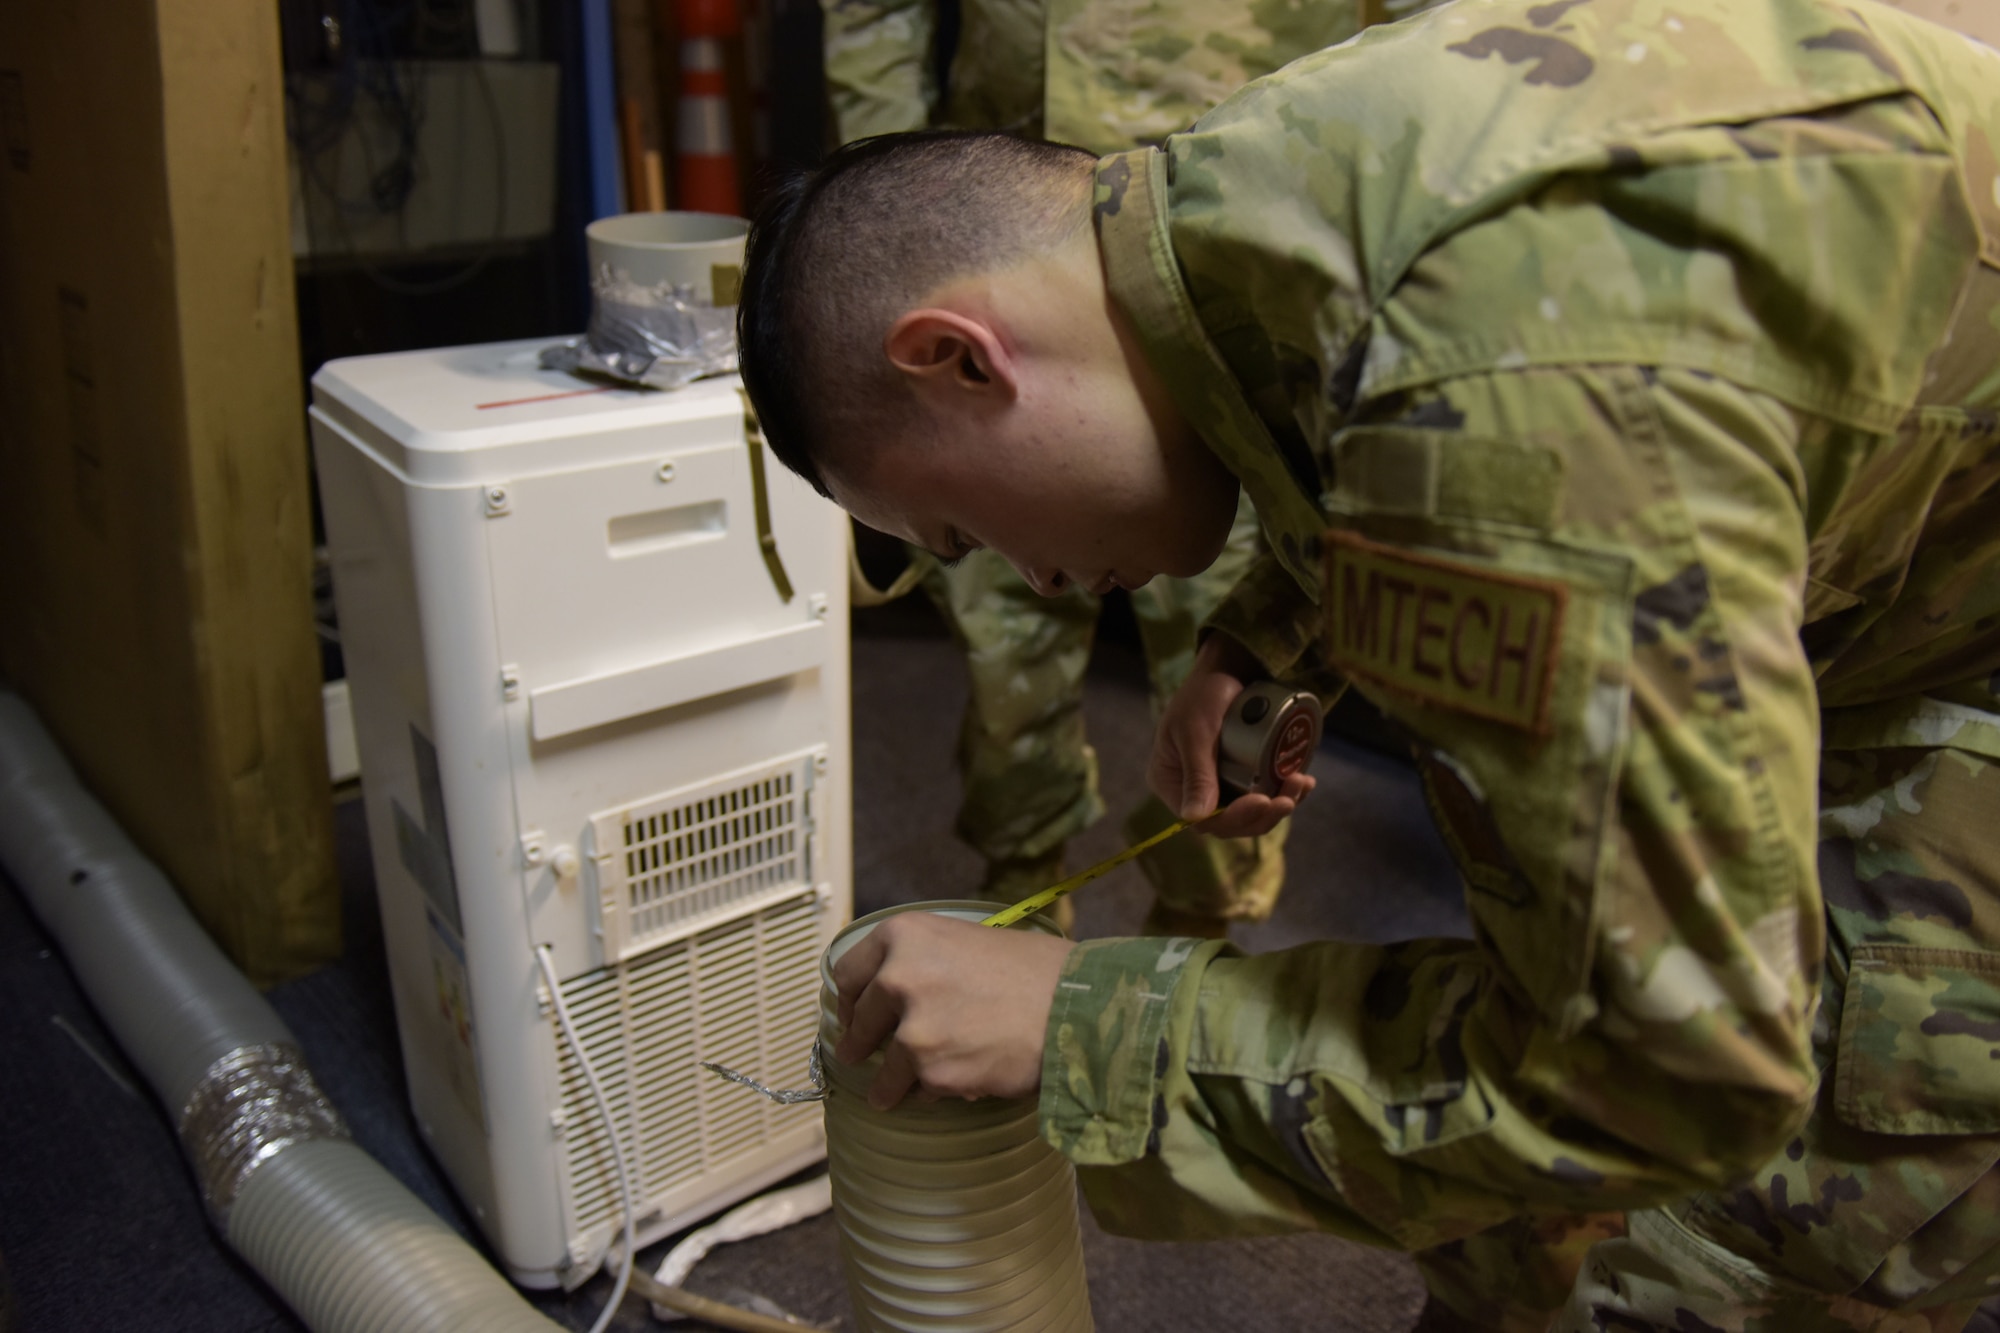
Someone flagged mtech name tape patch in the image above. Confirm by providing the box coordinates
[1324,531,1566,734]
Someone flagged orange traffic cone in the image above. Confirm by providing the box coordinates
[676,0,741,216]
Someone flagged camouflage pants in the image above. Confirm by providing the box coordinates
[1421,720,2000,1332]
[920,489,1290,920]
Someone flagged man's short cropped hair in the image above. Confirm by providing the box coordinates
[737,130,1097,497]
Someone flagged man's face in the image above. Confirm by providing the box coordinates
[822,223,1240,595]
[829,407,1240,598]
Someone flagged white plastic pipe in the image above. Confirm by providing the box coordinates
[819,903,1094,1333]
[0,691,563,1333]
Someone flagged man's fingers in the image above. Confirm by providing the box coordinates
[836,972,905,1066]
[816,918,1070,1109]
[1192,769,1316,837]
[1198,791,1295,838]
[1149,640,1251,821]
[869,1042,920,1111]
[1180,760,1221,823]
[1146,724,1187,812]
[1167,708,1228,820]
[831,929,890,1031]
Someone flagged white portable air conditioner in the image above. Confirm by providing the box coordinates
[310,340,850,1289]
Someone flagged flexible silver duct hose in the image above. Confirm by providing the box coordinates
[820,903,1094,1333]
[230,1139,562,1332]
[0,692,562,1333]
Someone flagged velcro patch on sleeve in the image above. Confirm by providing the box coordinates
[1324,531,1567,734]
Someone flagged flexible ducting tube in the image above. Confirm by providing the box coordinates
[820,903,1094,1333]
[0,692,562,1333]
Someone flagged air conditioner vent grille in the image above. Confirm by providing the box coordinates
[551,888,826,1247]
[591,750,821,961]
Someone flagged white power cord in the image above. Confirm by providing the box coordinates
[536,944,637,1333]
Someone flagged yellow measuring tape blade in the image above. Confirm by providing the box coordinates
[980,814,1213,929]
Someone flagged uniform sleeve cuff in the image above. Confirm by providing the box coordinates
[1039,935,1229,1165]
[1202,555,1325,678]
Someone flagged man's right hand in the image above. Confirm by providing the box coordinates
[1149,634,1314,838]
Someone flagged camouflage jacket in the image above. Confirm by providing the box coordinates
[1046,0,2000,1256]
[821,0,1444,153]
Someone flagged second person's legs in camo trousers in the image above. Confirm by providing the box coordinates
[920,490,1289,931]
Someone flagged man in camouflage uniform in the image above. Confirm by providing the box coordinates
[747,1,2000,1327]
[821,0,1440,931]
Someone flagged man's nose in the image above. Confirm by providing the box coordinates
[1016,565,1068,597]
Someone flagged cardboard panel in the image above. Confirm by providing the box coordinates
[0,0,336,985]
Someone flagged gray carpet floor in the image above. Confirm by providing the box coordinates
[0,597,1470,1331]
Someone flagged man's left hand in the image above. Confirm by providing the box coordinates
[832,913,1075,1110]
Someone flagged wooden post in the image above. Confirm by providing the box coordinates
[0,0,338,986]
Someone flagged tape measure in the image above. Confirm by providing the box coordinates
[981,682,1324,929]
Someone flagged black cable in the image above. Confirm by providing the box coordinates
[335,58,510,296]
[285,0,515,298]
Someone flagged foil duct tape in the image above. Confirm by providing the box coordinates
[819,902,1094,1333]
[537,265,739,391]
[179,1042,350,1229]
[541,212,749,391]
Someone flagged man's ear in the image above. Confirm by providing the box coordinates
[884,309,1018,403]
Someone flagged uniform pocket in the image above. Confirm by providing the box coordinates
[1834,944,2000,1136]
[1301,1079,1498,1175]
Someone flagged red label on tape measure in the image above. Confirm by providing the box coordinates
[1272,712,1316,779]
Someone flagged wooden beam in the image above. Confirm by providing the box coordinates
[0,0,338,986]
